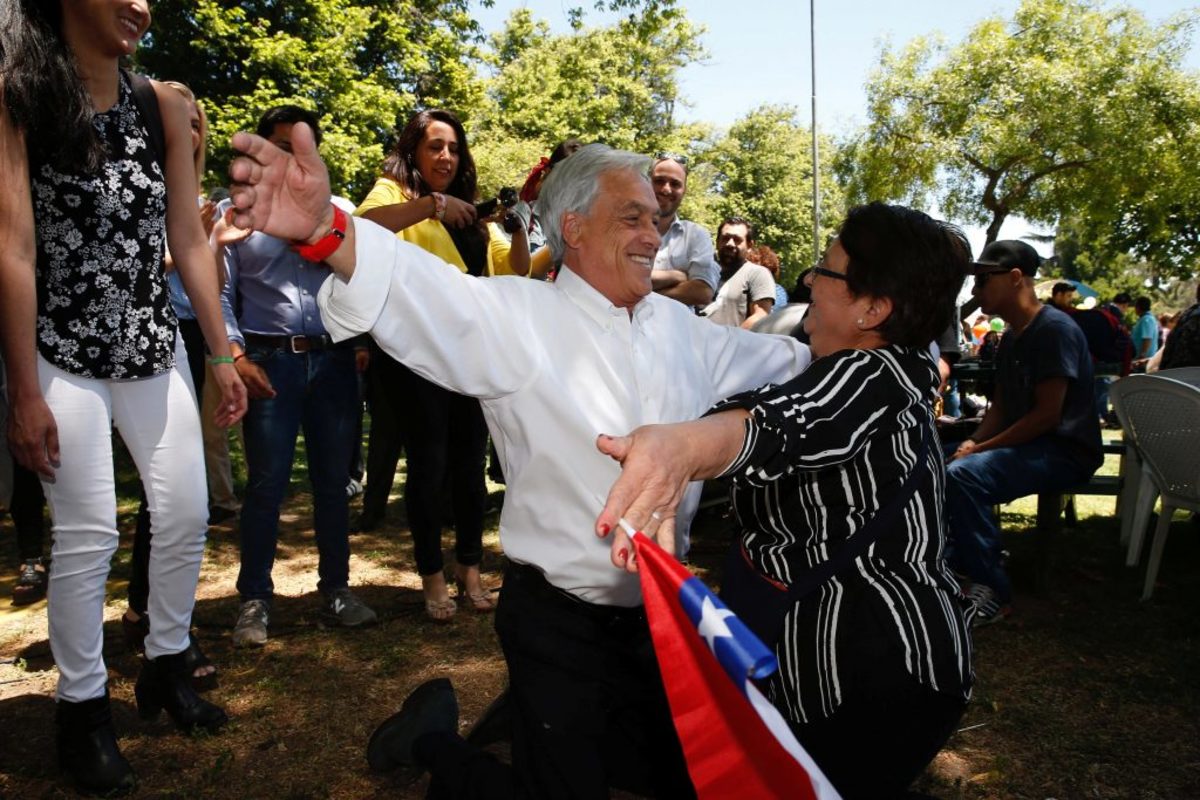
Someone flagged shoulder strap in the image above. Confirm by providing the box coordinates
[781,419,932,603]
[123,69,167,171]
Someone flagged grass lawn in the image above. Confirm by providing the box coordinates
[2,434,1198,798]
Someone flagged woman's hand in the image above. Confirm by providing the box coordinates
[594,424,699,573]
[441,195,477,229]
[210,362,248,427]
[7,393,59,480]
[594,410,751,572]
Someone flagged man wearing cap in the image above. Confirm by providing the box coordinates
[945,240,1103,626]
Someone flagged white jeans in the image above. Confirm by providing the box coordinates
[39,343,208,702]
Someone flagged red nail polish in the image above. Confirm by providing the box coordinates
[599,523,610,535]
[618,548,628,562]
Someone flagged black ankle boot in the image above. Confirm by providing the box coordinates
[135,651,228,733]
[56,692,137,797]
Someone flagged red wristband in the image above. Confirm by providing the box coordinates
[291,205,348,262]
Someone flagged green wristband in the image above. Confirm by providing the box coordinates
[208,356,235,365]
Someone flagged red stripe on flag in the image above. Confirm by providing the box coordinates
[634,532,819,800]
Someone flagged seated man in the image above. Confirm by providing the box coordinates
[701,216,775,329]
[945,241,1103,626]
[226,134,812,798]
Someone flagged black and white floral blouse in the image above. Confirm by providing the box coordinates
[31,71,176,380]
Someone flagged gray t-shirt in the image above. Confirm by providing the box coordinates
[702,261,776,326]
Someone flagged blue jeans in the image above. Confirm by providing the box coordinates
[236,346,357,601]
[944,439,1095,603]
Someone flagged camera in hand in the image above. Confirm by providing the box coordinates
[474,186,520,218]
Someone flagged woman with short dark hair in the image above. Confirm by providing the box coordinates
[597,202,975,799]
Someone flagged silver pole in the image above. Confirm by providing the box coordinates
[810,0,820,265]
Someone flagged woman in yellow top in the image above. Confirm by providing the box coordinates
[356,109,528,620]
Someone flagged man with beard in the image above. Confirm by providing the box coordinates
[702,216,776,328]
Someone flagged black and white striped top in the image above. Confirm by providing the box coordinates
[715,344,973,724]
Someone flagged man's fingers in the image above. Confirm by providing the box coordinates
[289,122,319,165]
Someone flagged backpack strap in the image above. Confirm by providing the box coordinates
[123,68,167,171]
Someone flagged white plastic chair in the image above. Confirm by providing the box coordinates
[1111,369,1200,600]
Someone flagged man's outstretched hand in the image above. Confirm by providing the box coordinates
[228,122,332,244]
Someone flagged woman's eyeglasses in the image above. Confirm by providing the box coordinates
[807,265,848,283]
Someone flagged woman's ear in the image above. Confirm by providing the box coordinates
[861,295,893,330]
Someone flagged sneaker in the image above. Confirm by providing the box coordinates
[964,583,1010,628]
[346,478,364,499]
[232,599,270,647]
[324,587,377,628]
[12,558,48,606]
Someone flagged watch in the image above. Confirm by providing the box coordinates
[291,204,348,262]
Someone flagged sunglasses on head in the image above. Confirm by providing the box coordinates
[655,151,689,167]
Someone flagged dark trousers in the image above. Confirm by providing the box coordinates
[10,460,47,561]
[236,345,357,600]
[420,563,695,800]
[361,343,407,521]
[398,365,486,576]
[129,319,206,615]
[790,671,966,799]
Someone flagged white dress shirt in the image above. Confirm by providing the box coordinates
[319,219,811,606]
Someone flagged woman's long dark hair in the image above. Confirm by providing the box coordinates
[381,109,478,203]
[0,0,107,173]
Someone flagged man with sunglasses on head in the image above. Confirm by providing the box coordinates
[944,240,1102,627]
[649,154,718,308]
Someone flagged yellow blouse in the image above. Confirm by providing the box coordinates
[354,177,518,277]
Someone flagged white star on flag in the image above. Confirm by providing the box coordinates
[695,594,736,651]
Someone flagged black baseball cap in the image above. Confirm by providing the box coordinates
[970,240,1041,277]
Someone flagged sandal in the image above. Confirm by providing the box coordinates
[184,633,219,692]
[122,611,218,690]
[424,597,457,623]
[455,581,498,613]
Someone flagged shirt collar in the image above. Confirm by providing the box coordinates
[555,265,654,330]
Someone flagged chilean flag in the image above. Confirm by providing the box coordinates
[631,527,841,800]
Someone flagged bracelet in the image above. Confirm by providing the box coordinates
[431,192,447,221]
[208,356,235,365]
[233,353,247,363]
[291,204,348,262]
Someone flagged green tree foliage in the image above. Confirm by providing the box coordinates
[698,105,844,288]
[840,0,1200,278]
[135,0,486,198]
[478,2,707,153]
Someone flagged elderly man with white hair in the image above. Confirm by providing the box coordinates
[227,130,811,798]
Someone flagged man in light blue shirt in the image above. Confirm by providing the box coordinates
[649,155,718,308]
[219,105,375,647]
[1131,296,1160,361]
